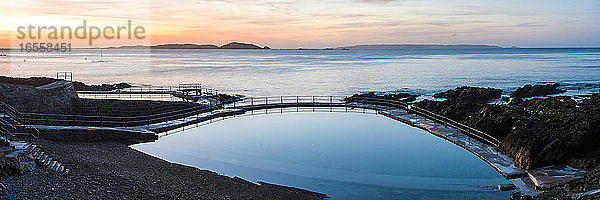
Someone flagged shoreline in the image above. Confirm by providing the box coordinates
[0,139,328,200]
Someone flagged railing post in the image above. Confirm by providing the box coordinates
[330,96,332,104]
[312,96,315,104]
[280,96,283,104]
[251,97,254,106]
[265,97,268,105]
[4,123,7,143]
[296,96,299,104]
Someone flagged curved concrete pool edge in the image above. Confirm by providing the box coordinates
[129,102,538,194]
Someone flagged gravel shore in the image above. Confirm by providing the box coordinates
[0,140,328,200]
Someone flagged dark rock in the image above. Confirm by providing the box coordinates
[213,94,242,104]
[499,97,581,169]
[463,104,514,140]
[72,82,132,91]
[572,189,600,200]
[345,92,419,104]
[414,87,502,122]
[432,86,502,102]
[510,83,566,98]
[499,183,517,191]
[0,75,131,91]
[510,192,535,200]
[0,154,24,176]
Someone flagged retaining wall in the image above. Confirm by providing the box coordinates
[0,81,78,114]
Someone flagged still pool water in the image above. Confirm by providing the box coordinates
[131,112,511,199]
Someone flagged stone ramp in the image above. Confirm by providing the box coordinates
[528,165,588,190]
[35,80,71,90]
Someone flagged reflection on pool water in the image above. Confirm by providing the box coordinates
[131,112,511,199]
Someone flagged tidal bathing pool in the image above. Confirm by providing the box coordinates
[132,111,511,199]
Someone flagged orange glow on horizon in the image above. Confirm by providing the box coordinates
[1,0,599,49]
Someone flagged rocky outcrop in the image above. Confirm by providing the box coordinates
[0,154,24,176]
[0,76,131,91]
[462,104,514,140]
[345,92,418,103]
[415,86,502,122]
[510,83,566,98]
[373,85,599,174]
[409,86,600,198]
[432,86,502,102]
[499,95,600,170]
[212,94,243,104]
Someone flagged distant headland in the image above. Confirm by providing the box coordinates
[334,44,504,50]
[100,43,508,50]
[108,42,271,50]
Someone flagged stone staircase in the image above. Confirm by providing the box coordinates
[5,142,69,173]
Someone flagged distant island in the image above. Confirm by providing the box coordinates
[335,44,504,50]
[101,43,508,50]
[109,42,270,50]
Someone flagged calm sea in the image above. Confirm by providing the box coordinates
[2,48,600,96]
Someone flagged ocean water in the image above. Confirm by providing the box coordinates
[132,112,511,199]
[2,48,600,97]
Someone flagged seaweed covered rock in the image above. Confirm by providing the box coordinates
[415,99,481,122]
[499,95,600,170]
[345,92,418,103]
[415,87,503,122]
[510,83,565,98]
[433,86,502,103]
[463,104,514,140]
[415,87,600,171]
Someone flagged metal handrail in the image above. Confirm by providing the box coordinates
[78,83,217,95]
[344,96,499,145]
[1,94,500,146]
[0,98,217,127]
[225,95,499,146]
[0,108,19,143]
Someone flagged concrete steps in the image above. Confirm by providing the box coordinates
[18,142,70,174]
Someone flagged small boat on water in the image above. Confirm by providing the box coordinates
[0,48,7,57]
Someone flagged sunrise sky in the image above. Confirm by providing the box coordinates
[1,0,600,48]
